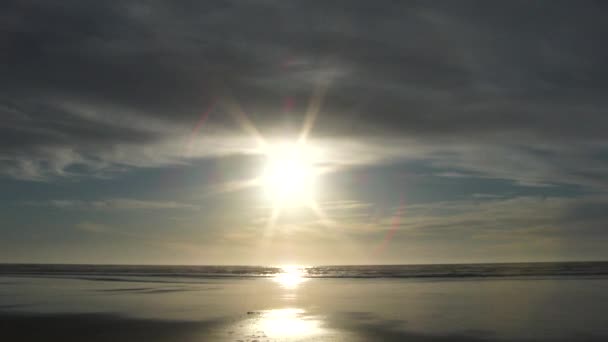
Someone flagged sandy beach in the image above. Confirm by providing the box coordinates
[2,266,608,342]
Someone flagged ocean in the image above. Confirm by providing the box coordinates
[1,261,607,341]
[2,261,607,280]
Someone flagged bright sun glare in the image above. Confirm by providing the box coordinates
[273,265,308,289]
[259,308,322,338]
[222,81,331,230]
[261,143,319,206]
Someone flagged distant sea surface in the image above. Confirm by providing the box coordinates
[1,261,607,281]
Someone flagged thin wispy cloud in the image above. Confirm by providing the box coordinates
[2,0,608,264]
[1,1,607,190]
[27,199,199,211]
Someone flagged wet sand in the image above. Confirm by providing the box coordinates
[1,275,608,341]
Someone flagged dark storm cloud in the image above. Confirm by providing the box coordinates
[1,0,608,181]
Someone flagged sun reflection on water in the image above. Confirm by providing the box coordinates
[273,265,309,289]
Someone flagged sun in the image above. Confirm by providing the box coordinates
[261,143,318,206]
[218,81,331,229]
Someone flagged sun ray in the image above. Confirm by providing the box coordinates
[221,95,268,151]
[298,79,330,145]
[264,204,282,238]
[219,86,336,238]
[307,198,333,229]
[206,178,259,196]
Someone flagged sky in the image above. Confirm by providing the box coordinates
[1,0,608,265]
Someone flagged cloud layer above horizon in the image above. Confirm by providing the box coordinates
[1,1,608,264]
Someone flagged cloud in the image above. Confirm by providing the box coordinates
[1,1,608,190]
[383,195,608,240]
[73,220,208,257]
[29,198,199,210]
[76,221,109,233]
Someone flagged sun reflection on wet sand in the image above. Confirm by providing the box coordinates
[228,308,326,341]
[273,265,309,289]
[259,308,323,339]
[218,267,326,340]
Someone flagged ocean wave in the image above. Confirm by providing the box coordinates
[1,262,607,282]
